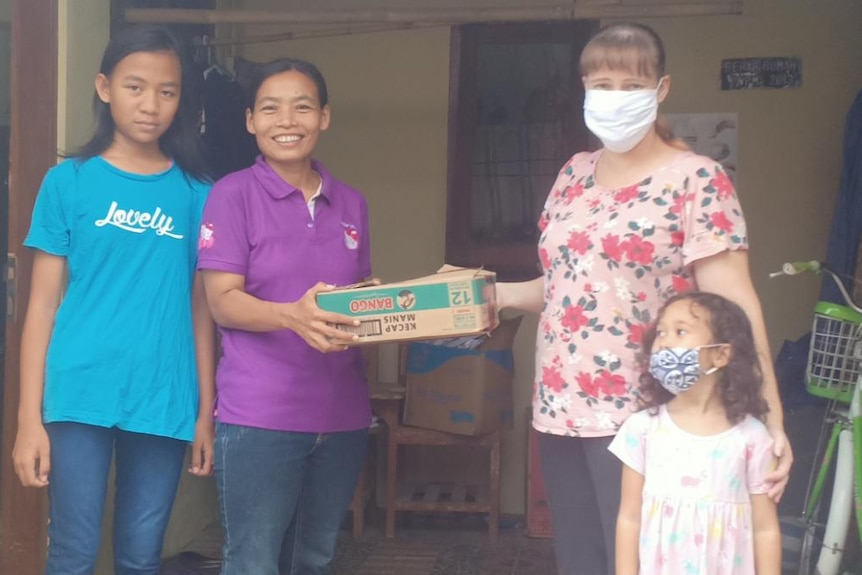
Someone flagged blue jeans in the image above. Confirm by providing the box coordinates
[44,422,187,575]
[215,423,368,575]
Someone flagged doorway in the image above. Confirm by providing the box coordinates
[0,1,58,574]
[0,2,11,459]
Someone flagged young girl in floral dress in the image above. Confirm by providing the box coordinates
[610,291,780,575]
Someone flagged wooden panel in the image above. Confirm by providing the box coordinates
[393,425,499,446]
[395,480,490,511]
[450,483,468,503]
[623,0,736,4]
[422,483,442,503]
[0,1,57,574]
[606,0,742,17]
[124,3,743,25]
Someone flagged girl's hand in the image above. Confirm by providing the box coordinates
[764,425,793,502]
[283,282,360,352]
[13,421,51,487]
[189,417,215,476]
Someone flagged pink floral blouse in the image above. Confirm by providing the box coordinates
[534,151,748,437]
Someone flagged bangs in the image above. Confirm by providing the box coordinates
[579,24,665,79]
[580,43,659,79]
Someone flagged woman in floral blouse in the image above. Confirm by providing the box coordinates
[495,23,792,575]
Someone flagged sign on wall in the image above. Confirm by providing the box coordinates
[720,57,802,90]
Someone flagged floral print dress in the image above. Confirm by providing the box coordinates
[534,151,747,437]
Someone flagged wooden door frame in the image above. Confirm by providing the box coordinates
[0,1,58,574]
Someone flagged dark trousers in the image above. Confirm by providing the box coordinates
[538,433,622,575]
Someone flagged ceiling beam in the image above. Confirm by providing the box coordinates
[125,3,743,26]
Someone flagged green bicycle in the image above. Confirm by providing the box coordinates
[772,261,862,575]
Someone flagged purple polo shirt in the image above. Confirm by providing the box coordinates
[198,156,372,432]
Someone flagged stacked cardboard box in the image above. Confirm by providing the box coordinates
[402,317,521,436]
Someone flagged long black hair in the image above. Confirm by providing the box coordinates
[638,291,769,424]
[75,25,211,182]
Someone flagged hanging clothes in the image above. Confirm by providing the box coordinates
[201,67,258,180]
[821,89,862,304]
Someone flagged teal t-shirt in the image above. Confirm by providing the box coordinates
[24,157,210,441]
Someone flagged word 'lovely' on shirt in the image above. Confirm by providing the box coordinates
[95,200,183,239]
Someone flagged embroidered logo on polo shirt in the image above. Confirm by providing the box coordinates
[342,223,360,250]
[199,223,215,249]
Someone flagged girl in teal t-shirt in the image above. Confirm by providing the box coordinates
[13,25,215,575]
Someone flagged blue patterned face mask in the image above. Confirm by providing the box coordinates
[648,345,725,395]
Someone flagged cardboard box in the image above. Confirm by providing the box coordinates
[402,317,521,436]
[316,266,498,344]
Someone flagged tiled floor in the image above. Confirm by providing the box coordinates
[162,512,556,575]
[331,513,556,575]
[162,404,858,575]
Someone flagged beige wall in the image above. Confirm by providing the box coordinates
[57,0,110,153]
[643,0,862,357]
[231,0,862,515]
[0,0,8,23]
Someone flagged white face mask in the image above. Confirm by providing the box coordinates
[583,81,662,153]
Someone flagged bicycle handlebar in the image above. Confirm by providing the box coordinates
[771,260,862,314]
[769,260,829,278]
[768,260,822,278]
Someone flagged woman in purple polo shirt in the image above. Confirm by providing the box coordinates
[197,58,371,575]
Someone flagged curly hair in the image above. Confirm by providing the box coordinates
[637,291,769,424]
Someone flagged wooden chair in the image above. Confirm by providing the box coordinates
[373,344,502,543]
[348,422,382,539]
[348,346,383,539]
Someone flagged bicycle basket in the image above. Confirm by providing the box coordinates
[806,301,862,403]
